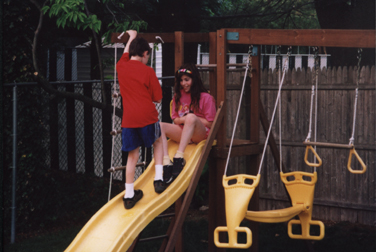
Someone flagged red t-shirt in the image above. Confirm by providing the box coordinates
[117,53,162,128]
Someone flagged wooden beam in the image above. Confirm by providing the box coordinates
[111,32,209,44]
[216,29,227,147]
[225,29,376,48]
[174,31,184,71]
[209,32,217,101]
[211,141,263,158]
[184,33,210,43]
[250,53,260,143]
[259,101,287,173]
[111,32,174,43]
[173,31,185,252]
[165,102,225,252]
[112,29,375,48]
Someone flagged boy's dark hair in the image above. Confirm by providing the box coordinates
[129,37,151,57]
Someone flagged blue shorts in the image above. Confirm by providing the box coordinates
[121,121,161,152]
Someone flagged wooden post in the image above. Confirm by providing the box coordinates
[175,31,184,71]
[208,31,218,252]
[165,103,224,252]
[248,49,261,252]
[209,32,217,100]
[209,28,227,252]
[174,31,184,252]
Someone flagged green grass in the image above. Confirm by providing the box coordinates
[3,226,81,252]
[3,169,375,252]
[4,217,375,252]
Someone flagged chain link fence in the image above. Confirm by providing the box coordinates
[4,80,171,183]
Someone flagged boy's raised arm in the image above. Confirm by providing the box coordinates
[123,30,137,54]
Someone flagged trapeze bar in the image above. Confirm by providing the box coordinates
[107,162,146,172]
[303,141,353,149]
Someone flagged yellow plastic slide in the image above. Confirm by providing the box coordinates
[65,140,207,252]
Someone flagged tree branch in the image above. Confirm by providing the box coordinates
[83,0,107,104]
[30,0,48,76]
[29,0,122,118]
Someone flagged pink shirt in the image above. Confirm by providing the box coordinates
[171,91,216,126]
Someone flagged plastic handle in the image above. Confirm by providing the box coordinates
[304,145,322,167]
[214,226,252,249]
[347,148,367,174]
[288,219,325,240]
[222,174,260,189]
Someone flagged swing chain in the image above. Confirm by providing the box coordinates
[248,45,253,77]
[312,47,319,85]
[277,45,282,72]
[356,48,362,87]
[285,46,292,70]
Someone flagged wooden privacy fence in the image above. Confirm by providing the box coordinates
[201,65,375,225]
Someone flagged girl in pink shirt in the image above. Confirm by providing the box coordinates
[160,63,216,184]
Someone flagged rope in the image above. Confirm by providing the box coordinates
[258,47,291,175]
[224,46,253,176]
[108,33,125,201]
[313,47,319,167]
[305,85,315,142]
[349,49,362,145]
[304,47,319,170]
[277,46,283,173]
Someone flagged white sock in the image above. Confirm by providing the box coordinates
[175,150,184,158]
[163,155,173,166]
[154,164,163,181]
[124,183,134,199]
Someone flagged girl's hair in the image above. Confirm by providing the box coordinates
[129,37,151,57]
[174,63,208,113]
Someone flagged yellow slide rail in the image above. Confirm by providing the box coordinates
[65,140,207,252]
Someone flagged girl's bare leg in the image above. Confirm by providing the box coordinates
[177,114,206,153]
[161,122,183,155]
[161,114,206,154]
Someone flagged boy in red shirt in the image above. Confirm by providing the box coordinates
[117,30,165,209]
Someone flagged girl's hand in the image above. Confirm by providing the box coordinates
[198,116,212,129]
[174,116,186,125]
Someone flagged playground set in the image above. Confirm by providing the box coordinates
[65,28,374,252]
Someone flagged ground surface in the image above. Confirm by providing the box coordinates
[3,169,376,252]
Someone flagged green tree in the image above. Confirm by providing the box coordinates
[29,0,147,113]
[202,0,320,30]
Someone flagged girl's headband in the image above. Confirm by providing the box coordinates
[177,68,192,74]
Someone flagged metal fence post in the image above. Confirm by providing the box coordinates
[11,84,17,244]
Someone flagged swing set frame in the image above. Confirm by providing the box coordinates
[112,28,374,252]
